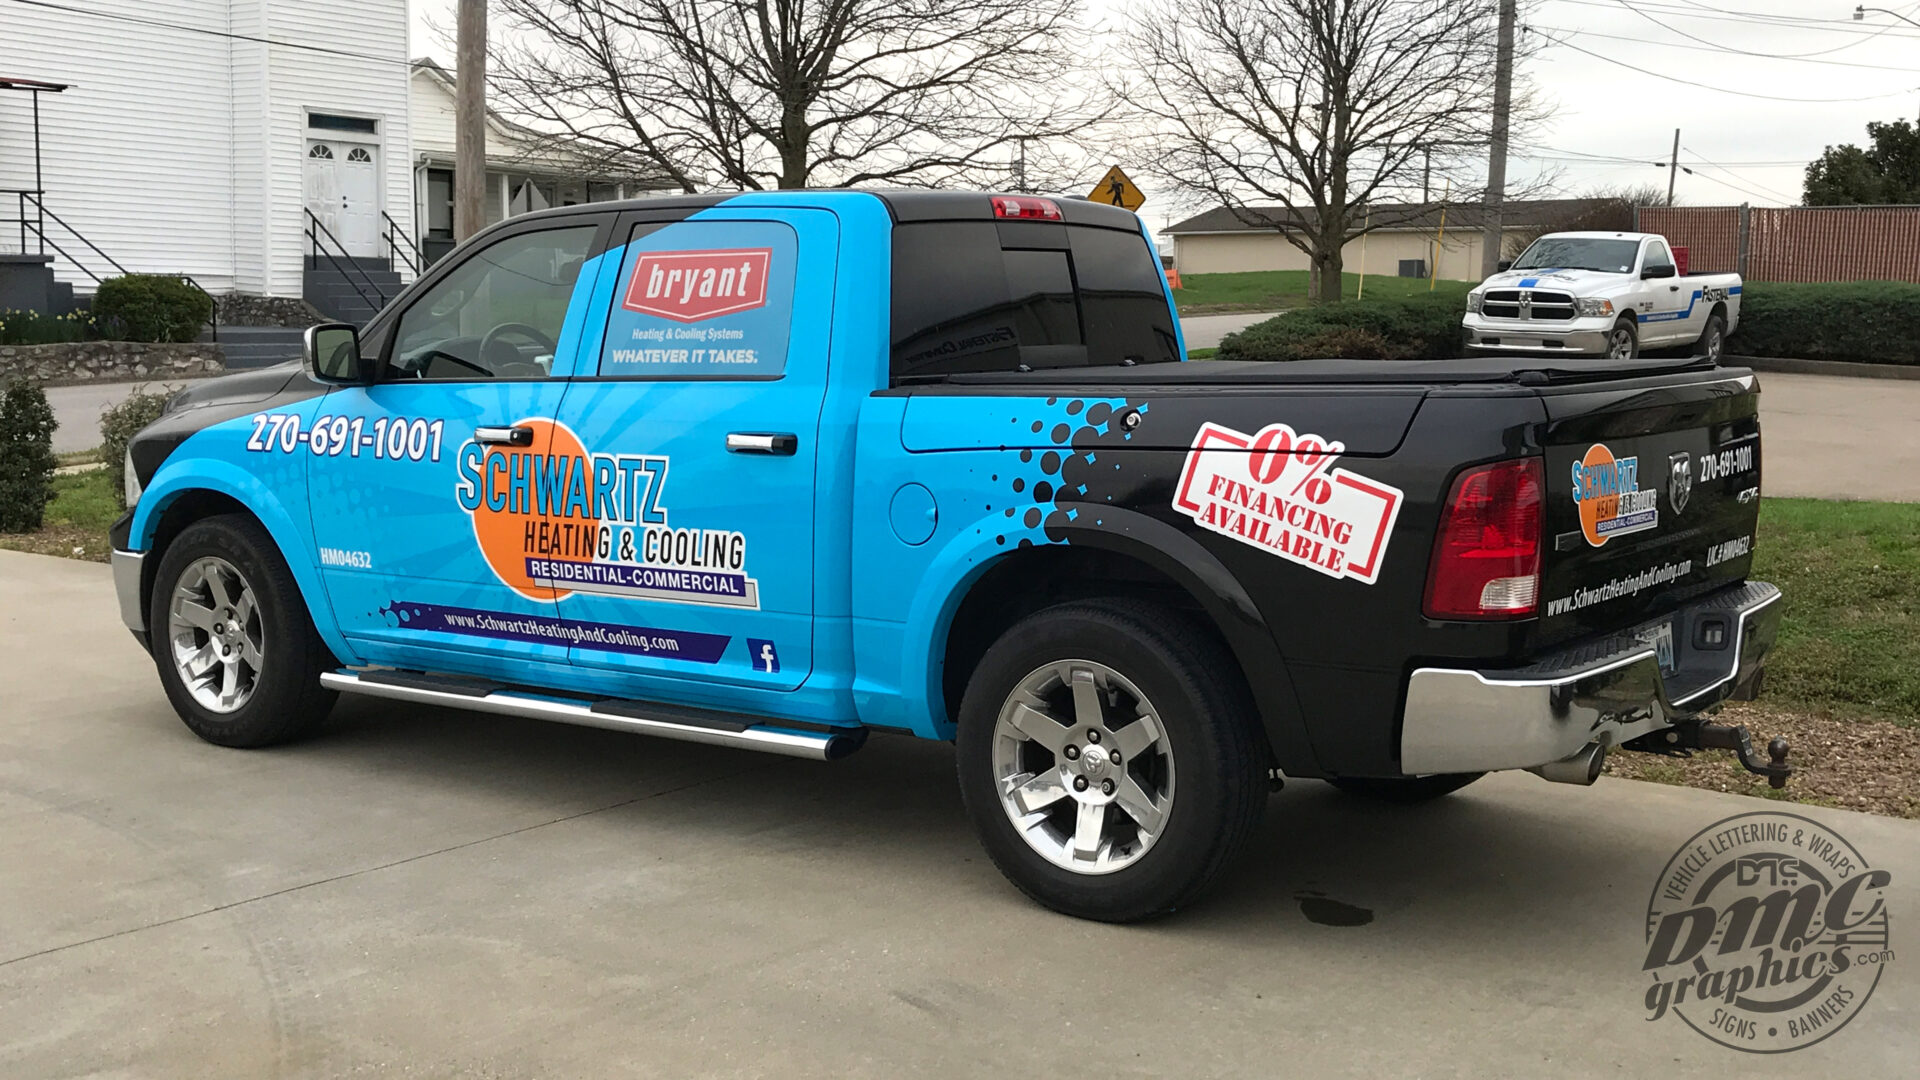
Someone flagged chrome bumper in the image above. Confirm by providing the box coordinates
[1462,315,1612,355]
[112,549,146,634]
[1401,581,1783,774]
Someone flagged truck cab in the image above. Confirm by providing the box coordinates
[111,192,1784,922]
[1463,231,1742,361]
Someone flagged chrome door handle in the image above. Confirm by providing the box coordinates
[475,425,533,446]
[726,432,798,455]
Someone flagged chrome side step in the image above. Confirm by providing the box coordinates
[319,670,866,761]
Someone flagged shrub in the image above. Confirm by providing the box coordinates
[0,309,93,345]
[1217,291,1468,362]
[0,378,58,532]
[100,386,174,510]
[91,274,211,343]
[1732,280,1920,366]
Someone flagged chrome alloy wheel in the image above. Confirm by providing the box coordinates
[1704,322,1724,361]
[1607,326,1636,359]
[992,660,1176,875]
[167,556,264,714]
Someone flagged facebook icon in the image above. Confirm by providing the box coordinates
[747,639,780,674]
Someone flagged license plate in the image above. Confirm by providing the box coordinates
[1637,621,1678,676]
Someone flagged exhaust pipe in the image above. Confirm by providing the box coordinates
[1528,742,1607,786]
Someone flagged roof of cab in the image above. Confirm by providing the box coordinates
[506,189,1144,230]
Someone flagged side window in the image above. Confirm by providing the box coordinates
[390,225,597,380]
[890,222,1178,382]
[597,219,798,377]
[1644,241,1674,272]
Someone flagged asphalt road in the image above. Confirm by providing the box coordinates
[1180,311,1278,350]
[44,379,204,456]
[2,549,1915,1078]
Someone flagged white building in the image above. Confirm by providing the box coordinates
[0,0,415,308]
[407,59,655,269]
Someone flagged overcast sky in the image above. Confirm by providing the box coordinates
[410,0,1920,217]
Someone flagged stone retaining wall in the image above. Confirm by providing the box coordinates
[217,293,325,327]
[0,341,225,384]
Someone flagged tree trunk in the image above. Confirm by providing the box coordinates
[1313,231,1345,304]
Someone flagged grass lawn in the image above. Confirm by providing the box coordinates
[1749,497,1920,724]
[0,466,119,563]
[1173,270,1475,314]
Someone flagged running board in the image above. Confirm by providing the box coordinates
[319,670,867,761]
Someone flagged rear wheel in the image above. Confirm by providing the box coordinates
[1695,311,1727,363]
[150,515,338,747]
[955,599,1266,922]
[1606,319,1639,360]
[1329,773,1484,804]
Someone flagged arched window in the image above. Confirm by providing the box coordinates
[346,147,372,163]
[308,144,334,159]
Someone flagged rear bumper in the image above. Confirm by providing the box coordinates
[1400,581,1782,774]
[1462,314,1614,355]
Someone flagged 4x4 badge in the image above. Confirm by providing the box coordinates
[1668,451,1693,514]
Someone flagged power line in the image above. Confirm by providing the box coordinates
[1526,27,1920,103]
[1610,0,1920,59]
[1682,146,1799,203]
[1543,0,1920,39]
[1531,18,1920,69]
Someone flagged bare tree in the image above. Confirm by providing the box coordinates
[1116,0,1537,302]
[488,0,1098,192]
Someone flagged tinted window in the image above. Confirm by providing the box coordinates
[391,225,597,380]
[597,219,799,378]
[891,222,1177,382]
[1644,241,1674,271]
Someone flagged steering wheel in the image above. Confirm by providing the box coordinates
[479,322,558,375]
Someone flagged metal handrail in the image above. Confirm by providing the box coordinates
[381,210,422,275]
[29,193,129,276]
[3,189,216,339]
[304,208,389,316]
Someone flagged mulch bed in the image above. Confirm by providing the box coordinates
[1603,701,1920,819]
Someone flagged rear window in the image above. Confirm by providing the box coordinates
[890,221,1179,382]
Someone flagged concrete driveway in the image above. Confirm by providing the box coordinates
[2,549,1915,1078]
[1755,372,1920,502]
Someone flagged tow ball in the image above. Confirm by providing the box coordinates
[1625,719,1793,789]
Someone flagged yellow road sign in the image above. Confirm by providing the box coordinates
[1089,165,1145,212]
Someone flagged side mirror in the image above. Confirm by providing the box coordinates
[1641,264,1676,279]
[304,322,367,384]
[1497,259,1513,272]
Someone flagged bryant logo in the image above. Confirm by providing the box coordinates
[623,248,772,322]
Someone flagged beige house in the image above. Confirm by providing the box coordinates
[408,59,669,267]
[1164,199,1625,281]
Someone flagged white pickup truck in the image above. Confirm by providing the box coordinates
[1462,231,1742,361]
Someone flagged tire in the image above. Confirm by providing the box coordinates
[955,599,1266,922]
[1694,311,1727,363]
[149,514,338,747]
[1328,772,1484,804]
[1606,319,1639,360]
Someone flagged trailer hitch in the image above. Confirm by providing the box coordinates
[1625,719,1793,789]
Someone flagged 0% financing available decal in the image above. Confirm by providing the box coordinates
[1172,422,1404,584]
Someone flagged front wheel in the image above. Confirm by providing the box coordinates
[1606,319,1639,360]
[150,514,338,747]
[955,599,1266,922]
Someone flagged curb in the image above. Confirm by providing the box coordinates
[1725,355,1920,381]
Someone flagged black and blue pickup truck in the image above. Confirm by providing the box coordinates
[110,190,1786,921]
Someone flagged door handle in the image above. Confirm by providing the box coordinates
[1669,285,1680,291]
[475,425,534,446]
[726,432,798,455]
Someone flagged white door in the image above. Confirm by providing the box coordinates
[304,140,381,257]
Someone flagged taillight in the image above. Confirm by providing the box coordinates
[1423,457,1544,620]
[992,196,1062,221]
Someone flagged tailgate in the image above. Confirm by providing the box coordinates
[1537,369,1761,634]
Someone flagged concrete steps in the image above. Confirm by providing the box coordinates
[205,325,306,370]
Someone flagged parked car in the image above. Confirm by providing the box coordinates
[1463,231,1743,360]
[110,192,1785,921]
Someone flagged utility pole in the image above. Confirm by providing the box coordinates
[1423,148,1432,203]
[1479,0,1516,278]
[454,0,488,242]
[1012,139,1027,194]
[1666,128,1681,206]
